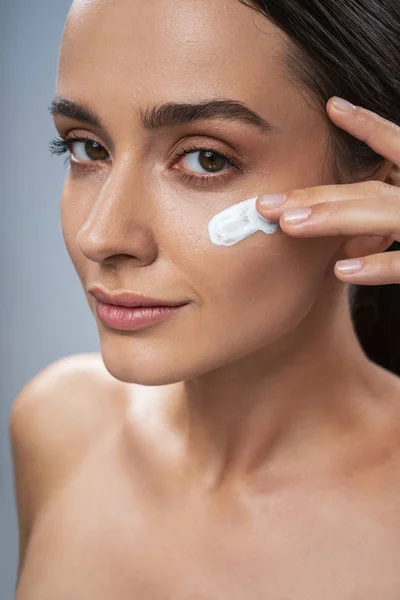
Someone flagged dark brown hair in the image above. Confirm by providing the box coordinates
[239,0,400,375]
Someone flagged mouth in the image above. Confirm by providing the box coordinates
[88,285,190,308]
[94,300,189,331]
[88,286,191,331]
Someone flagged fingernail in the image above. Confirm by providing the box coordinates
[336,259,364,273]
[331,97,356,112]
[283,207,312,223]
[258,193,287,208]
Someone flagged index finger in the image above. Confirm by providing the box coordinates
[327,97,400,167]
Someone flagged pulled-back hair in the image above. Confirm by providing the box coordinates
[239,0,400,376]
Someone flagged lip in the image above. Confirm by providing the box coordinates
[88,286,190,308]
[94,301,188,331]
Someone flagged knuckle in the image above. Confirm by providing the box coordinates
[374,183,400,223]
[367,180,391,196]
[382,252,400,277]
[324,201,342,220]
[377,180,397,197]
[286,188,312,206]
[366,180,399,201]
[283,190,296,204]
[358,110,385,143]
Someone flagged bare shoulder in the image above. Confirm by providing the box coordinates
[9,352,132,572]
[10,352,130,450]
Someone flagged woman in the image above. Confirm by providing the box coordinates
[10,0,400,597]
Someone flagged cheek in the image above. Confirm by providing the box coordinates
[190,230,339,352]
[60,185,90,281]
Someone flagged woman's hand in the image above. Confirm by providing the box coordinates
[255,96,400,285]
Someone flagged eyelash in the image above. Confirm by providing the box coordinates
[48,134,243,187]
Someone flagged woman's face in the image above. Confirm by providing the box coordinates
[55,0,343,385]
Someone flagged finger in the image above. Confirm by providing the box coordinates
[327,97,400,166]
[256,180,397,220]
[334,249,400,285]
[277,197,400,242]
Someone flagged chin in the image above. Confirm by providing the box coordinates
[97,338,195,386]
[103,361,184,387]
[97,331,247,387]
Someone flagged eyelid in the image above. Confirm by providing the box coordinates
[63,137,239,169]
[171,134,241,160]
[66,130,243,164]
[50,133,245,186]
[172,144,241,169]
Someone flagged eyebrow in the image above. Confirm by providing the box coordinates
[48,96,280,150]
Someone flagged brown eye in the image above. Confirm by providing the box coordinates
[65,138,110,163]
[172,144,242,187]
[198,150,228,172]
[83,141,108,161]
[73,140,109,161]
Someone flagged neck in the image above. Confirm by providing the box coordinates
[171,285,393,493]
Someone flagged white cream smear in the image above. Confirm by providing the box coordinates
[208,196,280,246]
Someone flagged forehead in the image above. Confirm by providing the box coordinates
[58,0,294,111]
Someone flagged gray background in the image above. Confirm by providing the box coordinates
[1,2,99,596]
[0,1,394,598]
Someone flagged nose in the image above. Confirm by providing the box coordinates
[76,162,158,266]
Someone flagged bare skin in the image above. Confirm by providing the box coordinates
[12,353,400,599]
[10,0,400,597]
